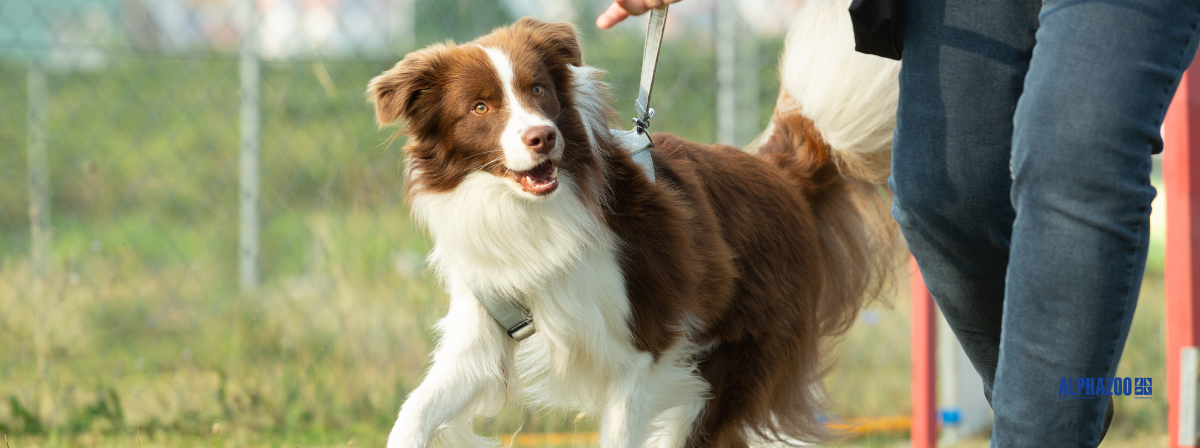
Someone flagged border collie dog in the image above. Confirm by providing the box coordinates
[368,1,900,447]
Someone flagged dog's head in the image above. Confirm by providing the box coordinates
[369,18,595,200]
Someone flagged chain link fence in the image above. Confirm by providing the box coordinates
[0,0,797,439]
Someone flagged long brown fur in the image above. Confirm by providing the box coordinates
[609,110,889,446]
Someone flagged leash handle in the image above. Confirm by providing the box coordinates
[635,6,668,133]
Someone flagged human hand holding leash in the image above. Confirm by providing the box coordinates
[596,0,684,28]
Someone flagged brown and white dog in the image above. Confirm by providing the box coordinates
[367,1,900,447]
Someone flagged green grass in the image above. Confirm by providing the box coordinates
[0,240,1171,444]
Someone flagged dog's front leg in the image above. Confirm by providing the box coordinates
[387,281,514,448]
[599,357,656,448]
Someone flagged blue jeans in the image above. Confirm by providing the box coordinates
[891,0,1200,445]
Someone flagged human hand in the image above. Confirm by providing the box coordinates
[596,0,684,29]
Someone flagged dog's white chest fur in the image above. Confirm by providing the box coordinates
[401,172,708,448]
[412,172,649,409]
[382,44,713,444]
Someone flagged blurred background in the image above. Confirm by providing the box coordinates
[0,0,1170,446]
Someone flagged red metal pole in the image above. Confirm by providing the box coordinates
[911,256,937,448]
[1166,67,1200,448]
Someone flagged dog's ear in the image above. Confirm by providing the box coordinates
[367,44,449,128]
[513,17,583,68]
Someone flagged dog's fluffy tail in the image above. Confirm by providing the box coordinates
[750,0,900,442]
[752,0,900,184]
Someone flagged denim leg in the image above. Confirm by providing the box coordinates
[994,1,1200,446]
[891,0,1040,405]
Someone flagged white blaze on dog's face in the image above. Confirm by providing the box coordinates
[367,18,591,200]
[481,46,564,195]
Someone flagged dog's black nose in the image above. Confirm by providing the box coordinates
[522,126,556,154]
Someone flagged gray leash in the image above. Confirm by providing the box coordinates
[616,5,668,183]
[473,7,670,341]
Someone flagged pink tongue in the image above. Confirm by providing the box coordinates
[527,162,554,183]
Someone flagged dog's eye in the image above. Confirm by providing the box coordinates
[532,85,544,96]
[473,102,489,115]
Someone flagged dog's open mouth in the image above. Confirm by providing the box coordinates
[507,160,559,196]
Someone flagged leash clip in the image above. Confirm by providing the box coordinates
[634,101,655,134]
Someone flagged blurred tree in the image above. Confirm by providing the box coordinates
[417,0,513,44]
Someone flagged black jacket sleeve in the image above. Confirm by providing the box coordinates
[848,0,905,60]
